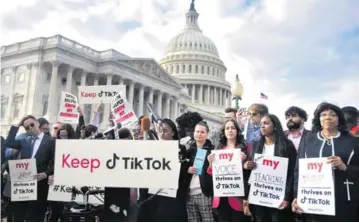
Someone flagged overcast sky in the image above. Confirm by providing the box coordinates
[1,0,359,128]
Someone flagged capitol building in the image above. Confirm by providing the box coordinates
[0,1,231,136]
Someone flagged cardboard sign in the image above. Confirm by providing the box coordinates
[212,149,245,197]
[57,91,79,124]
[297,158,335,216]
[54,140,180,189]
[248,155,288,208]
[111,92,137,127]
[77,85,126,104]
[8,159,37,201]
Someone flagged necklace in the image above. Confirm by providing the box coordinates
[321,131,339,145]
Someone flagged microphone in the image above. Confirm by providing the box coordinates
[141,116,151,140]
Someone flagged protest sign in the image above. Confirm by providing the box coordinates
[54,140,180,189]
[77,85,126,104]
[248,155,288,208]
[48,185,103,204]
[194,148,207,175]
[212,149,244,197]
[8,159,37,201]
[111,92,137,126]
[297,158,335,216]
[57,91,79,124]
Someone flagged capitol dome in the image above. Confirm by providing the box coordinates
[160,0,232,113]
[164,29,220,57]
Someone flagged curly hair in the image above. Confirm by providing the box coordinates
[176,111,203,138]
[218,119,246,152]
[256,114,288,157]
[57,124,76,139]
[311,102,348,134]
[176,112,203,129]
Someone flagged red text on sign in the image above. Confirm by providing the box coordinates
[116,111,134,123]
[114,104,125,114]
[81,92,97,98]
[62,154,101,173]
[65,103,76,108]
[219,152,233,162]
[262,159,279,170]
[307,162,323,172]
[59,112,78,118]
[15,162,29,170]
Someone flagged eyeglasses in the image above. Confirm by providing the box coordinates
[248,112,258,117]
[24,123,35,130]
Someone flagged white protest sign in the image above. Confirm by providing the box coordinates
[297,158,335,216]
[111,92,137,127]
[57,91,79,124]
[48,185,103,204]
[148,188,177,198]
[212,149,245,197]
[8,159,37,201]
[77,85,126,104]
[248,155,288,208]
[54,140,180,189]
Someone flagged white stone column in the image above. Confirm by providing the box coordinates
[173,97,178,119]
[128,81,135,107]
[65,65,75,93]
[148,88,154,105]
[46,61,60,123]
[5,67,17,122]
[119,78,124,85]
[21,64,32,118]
[206,85,210,104]
[192,84,195,103]
[103,74,113,125]
[214,87,218,105]
[227,91,232,108]
[165,95,171,118]
[157,92,162,117]
[200,85,203,104]
[220,88,224,106]
[138,85,144,116]
[80,71,88,111]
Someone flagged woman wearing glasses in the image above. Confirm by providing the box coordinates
[292,102,359,222]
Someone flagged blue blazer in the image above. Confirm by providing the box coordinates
[5,126,55,178]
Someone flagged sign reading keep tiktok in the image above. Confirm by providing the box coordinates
[54,140,180,189]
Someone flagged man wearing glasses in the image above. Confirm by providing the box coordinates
[5,115,55,222]
[237,103,268,147]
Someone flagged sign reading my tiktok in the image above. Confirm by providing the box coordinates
[248,155,288,209]
[212,149,245,197]
[54,140,180,189]
[297,158,335,216]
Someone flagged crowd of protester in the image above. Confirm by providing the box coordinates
[1,102,359,222]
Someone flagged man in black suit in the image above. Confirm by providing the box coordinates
[5,115,55,222]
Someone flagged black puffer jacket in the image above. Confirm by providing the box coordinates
[182,139,214,197]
